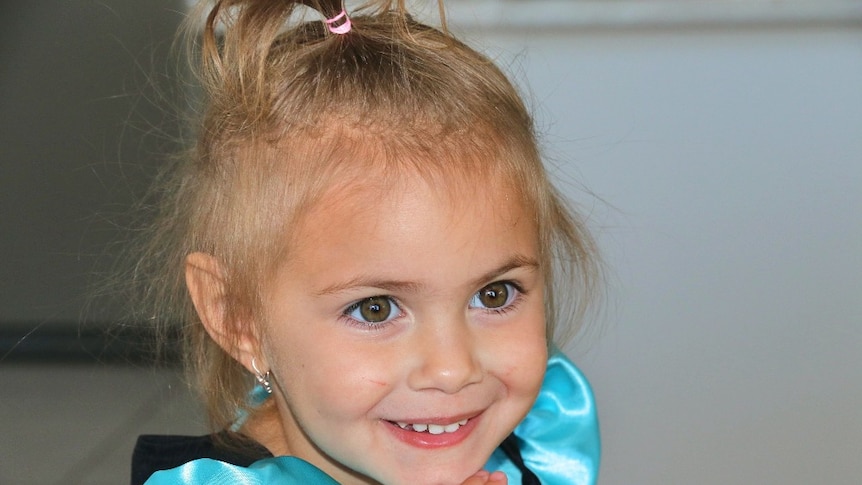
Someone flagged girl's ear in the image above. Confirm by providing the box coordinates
[185,252,259,368]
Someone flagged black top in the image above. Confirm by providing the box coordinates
[131,432,540,485]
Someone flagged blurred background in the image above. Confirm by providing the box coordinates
[1,1,861,483]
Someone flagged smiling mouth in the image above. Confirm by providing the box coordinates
[385,414,480,448]
[392,419,469,434]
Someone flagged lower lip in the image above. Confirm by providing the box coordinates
[384,414,481,449]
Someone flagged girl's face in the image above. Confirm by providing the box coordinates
[258,172,548,485]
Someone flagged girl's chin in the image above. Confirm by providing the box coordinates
[375,469,483,485]
[365,454,490,485]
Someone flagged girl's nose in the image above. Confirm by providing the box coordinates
[406,315,483,394]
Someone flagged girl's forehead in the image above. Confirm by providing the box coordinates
[271,167,540,294]
[281,166,530,249]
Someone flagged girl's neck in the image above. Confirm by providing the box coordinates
[242,405,290,456]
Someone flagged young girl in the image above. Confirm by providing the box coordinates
[130,1,601,484]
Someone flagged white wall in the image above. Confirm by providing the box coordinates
[450,2,862,484]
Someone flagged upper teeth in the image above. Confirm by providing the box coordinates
[396,419,468,434]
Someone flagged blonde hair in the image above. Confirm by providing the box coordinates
[135,0,601,431]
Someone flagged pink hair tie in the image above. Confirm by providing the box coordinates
[325,9,352,35]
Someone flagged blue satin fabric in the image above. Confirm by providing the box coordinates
[145,352,599,484]
[146,455,339,484]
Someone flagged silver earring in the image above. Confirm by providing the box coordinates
[251,357,273,394]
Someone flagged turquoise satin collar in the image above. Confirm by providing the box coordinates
[145,352,599,484]
[146,455,339,484]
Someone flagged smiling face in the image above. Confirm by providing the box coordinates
[256,171,548,485]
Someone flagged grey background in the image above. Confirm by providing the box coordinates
[1,1,185,327]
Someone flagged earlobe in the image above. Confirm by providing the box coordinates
[185,252,258,367]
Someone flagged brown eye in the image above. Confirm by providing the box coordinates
[474,282,511,309]
[352,296,395,324]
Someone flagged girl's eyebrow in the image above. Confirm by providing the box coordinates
[469,255,540,290]
[314,255,540,297]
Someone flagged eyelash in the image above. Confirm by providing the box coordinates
[339,280,527,330]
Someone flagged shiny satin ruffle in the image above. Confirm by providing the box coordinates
[145,352,599,484]
[145,455,338,484]
[485,351,600,485]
